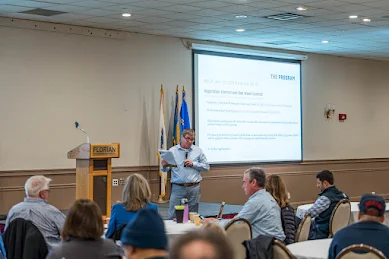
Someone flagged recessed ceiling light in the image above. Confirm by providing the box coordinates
[363,18,371,22]
[322,40,329,44]
[349,15,358,19]
[122,13,131,17]
[235,15,247,19]
[296,7,307,11]
[236,28,245,32]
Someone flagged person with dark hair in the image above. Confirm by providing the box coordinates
[121,207,168,259]
[170,228,234,259]
[161,129,210,220]
[302,170,348,239]
[266,175,298,245]
[202,167,285,240]
[328,194,389,259]
[46,199,121,259]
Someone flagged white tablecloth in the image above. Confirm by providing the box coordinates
[287,239,332,259]
[164,220,201,235]
[296,202,389,225]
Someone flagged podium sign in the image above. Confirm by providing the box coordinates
[91,143,120,158]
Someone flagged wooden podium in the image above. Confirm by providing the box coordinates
[68,143,120,219]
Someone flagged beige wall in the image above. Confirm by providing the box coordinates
[1,22,389,171]
[1,21,389,212]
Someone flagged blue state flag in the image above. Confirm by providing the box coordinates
[180,87,191,135]
[172,85,180,146]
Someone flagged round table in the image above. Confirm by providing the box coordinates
[287,239,332,259]
[296,202,389,225]
[164,220,200,235]
[164,220,201,245]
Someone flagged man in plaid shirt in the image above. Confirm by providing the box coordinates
[302,170,348,239]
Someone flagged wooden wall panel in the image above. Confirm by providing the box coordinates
[1,158,388,214]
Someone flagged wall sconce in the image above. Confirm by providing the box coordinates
[325,104,335,119]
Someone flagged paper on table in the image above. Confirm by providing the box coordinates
[159,150,178,167]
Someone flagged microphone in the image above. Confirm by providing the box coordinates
[75,121,90,144]
[184,150,188,167]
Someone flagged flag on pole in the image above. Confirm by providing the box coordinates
[180,86,191,135]
[172,85,180,146]
[158,85,168,198]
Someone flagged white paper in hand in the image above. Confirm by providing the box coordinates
[159,150,178,167]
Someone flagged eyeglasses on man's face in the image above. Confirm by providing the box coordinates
[183,136,195,142]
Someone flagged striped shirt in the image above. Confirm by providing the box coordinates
[5,198,66,249]
[161,144,210,184]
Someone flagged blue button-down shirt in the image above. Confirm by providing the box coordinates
[5,198,66,250]
[221,189,286,240]
[161,144,210,183]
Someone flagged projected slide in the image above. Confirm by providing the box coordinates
[194,52,302,164]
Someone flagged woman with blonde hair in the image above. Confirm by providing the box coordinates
[266,175,298,245]
[47,199,121,259]
[105,173,158,239]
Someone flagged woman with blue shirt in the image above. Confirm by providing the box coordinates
[105,173,158,239]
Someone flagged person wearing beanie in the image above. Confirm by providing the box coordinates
[121,207,168,259]
[328,194,389,259]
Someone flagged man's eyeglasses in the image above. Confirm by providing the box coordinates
[183,136,195,142]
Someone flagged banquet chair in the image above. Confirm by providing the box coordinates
[329,199,351,237]
[273,239,296,259]
[295,213,311,242]
[336,244,387,259]
[224,218,252,259]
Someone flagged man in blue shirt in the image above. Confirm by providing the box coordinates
[161,129,210,220]
[202,167,285,240]
[328,194,389,259]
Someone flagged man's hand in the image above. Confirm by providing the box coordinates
[200,218,218,223]
[184,159,193,167]
[161,160,168,167]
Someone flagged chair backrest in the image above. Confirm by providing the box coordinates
[336,244,387,259]
[329,199,351,237]
[3,218,48,259]
[295,213,311,242]
[273,239,296,259]
[108,223,127,241]
[224,218,252,259]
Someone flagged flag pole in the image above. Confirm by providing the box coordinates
[157,84,169,204]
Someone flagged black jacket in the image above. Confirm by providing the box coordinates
[3,218,48,259]
[243,235,274,259]
[314,186,348,239]
[281,205,298,245]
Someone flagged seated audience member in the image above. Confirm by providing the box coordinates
[266,175,298,245]
[47,199,121,259]
[302,170,348,240]
[5,175,66,249]
[201,222,227,235]
[202,167,285,241]
[106,173,158,239]
[0,234,5,259]
[328,194,389,259]
[121,207,168,259]
[170,228,234,259]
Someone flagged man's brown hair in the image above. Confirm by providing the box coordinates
[62,199,104,241]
